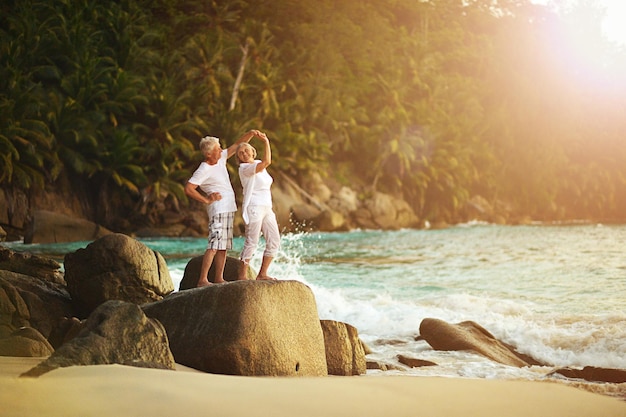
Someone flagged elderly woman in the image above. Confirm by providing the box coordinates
[184,130,262,286]
[236,132,280,280]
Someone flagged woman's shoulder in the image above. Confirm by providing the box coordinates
[239,160,261,167]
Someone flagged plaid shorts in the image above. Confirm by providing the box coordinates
[207,212,235,250]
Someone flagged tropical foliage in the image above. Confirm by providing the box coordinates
[1,0,625,228]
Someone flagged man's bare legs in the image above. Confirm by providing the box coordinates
[256,256,276,280]
[197,249,228,286]
[197,249,216,287]
[212,250,227,283]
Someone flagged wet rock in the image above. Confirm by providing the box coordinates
[551,366,626,384]
[397,354,437,368]
[419,318,543,367]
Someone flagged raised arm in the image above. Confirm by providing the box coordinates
[226,130,262,158]
[255,133,271,173]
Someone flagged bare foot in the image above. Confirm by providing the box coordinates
[213,278,226,284]
[256,275,277,281]
[197,280,212,287]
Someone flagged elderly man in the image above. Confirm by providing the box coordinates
[184,130,263,286]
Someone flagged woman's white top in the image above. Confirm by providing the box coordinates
[188,149,237,217]
[239,160,273,224]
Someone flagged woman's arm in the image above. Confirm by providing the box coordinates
[255,133,271,173]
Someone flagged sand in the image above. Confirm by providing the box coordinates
[0,357,624,417]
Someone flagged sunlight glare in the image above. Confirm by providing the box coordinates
[601,0,626,45]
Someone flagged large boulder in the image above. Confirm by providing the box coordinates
[361,192,419,230]
[64,234,174,318]
[142,280,328,376]
[178,256,253,290]
[24,210,112,244]
[270,180,304,233]
[290,203,322,227]
[320,320,366,376]
[0,327,54,357]
[315,209,347,232]
[327,186,359,215]
[0,272,74,345]
[21,300,175,377]
[419,318,543,368]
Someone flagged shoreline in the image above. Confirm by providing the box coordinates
[1,357,624,417]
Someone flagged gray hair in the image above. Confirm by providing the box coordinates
[199,136,220,157]
[236,142,257,162]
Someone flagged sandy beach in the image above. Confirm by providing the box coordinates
[1,357,624,417]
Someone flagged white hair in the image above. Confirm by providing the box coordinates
[199,136,220,156]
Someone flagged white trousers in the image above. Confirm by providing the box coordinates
[240,205,280,261]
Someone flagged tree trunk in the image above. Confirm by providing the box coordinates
[229,39,251,112]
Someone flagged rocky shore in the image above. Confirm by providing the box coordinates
[1,233,626,416]
[1,234,625,386]
[0,172,520,244]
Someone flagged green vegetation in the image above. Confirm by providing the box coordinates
[2,0,625,229]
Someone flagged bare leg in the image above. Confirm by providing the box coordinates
[197,249,216,287]
[256,256,276,280]
[238,259,250,280]
[213,250,227,283]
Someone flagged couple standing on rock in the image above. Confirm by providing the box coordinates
[184,130,280,287]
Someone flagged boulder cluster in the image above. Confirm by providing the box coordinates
[0,234,365,377]
[1,234,624,386]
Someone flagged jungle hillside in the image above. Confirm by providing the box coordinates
[2,0,626,233]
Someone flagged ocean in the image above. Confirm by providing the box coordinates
[5,223,626,390]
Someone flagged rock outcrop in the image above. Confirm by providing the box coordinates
[419,318,543,367]
[21,300,175,377]
[143,280,328,376]
[64,233,174,318]
[24,210,112,244]
[0,327,54,357]
[320,320,366,376]
[0,246,64,285]
[0,271,74,346]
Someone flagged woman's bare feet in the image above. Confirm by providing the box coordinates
[196,280,212,287]
[256,275,277,281]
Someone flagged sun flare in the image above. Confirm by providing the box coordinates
[601,0,626,45]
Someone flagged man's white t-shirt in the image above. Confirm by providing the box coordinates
[188,149,236,217]
[239,160,273,224]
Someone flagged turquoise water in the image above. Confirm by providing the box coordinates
[5,223,626,382]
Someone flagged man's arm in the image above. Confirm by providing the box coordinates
[184,182,220,205]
